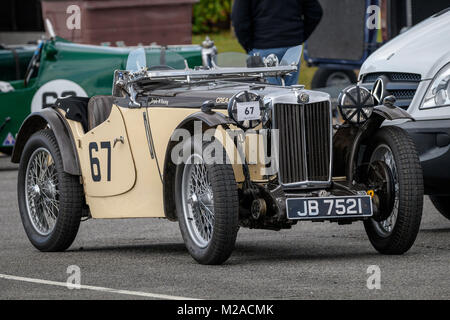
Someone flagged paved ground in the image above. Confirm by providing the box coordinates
[0,154,448,300]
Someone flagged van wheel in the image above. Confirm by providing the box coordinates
[363,126,423,254]
[430,196,450,220]
[17,129,83,251]
[175,138,239,265]
[311,68,357,89]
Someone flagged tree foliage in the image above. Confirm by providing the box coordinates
[192,0,232,34]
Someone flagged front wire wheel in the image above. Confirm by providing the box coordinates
[18,129,83,251]
[181,154,215,248]
[363,126,423,254]
[175,138,239,265]
[369,144,399,235]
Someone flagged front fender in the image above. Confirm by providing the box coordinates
[176,111,231,129]
[373,105,415,121]
[333,105,413,182]
[11,108,81,175]
[162,111,234,221]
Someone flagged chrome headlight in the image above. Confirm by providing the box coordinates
[422,63,450,109]
[338,85,375,124]
[228,91,264,129]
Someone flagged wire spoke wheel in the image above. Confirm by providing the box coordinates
[18,129,83,252]
[175,138,239,265]
[181,154,215,248]
[363,126,423,255]
[25,147,59,236]
[369,144,399,236]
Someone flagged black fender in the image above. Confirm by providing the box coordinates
[372,104,414,121]
[177,111,231,129]
[11,108,81,176]
[163,111,233,221]
[333,105,414,183]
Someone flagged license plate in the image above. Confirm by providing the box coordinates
[286,195,373,220]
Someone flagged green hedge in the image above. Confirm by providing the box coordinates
[192,0,232,34]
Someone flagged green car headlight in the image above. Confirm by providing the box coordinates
[422,63,450,109]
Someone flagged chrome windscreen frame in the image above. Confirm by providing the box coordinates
[123,65,298,85]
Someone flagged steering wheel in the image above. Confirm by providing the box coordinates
[24,41,44,87]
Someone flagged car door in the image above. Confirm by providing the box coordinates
[79,105,136,197]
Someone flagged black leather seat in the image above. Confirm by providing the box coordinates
[87,96,113,130]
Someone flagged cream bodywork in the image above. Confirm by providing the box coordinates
[63,104,261,219]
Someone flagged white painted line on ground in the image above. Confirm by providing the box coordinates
[0,273,199,300]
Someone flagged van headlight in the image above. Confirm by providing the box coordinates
[422,63,450,109]
[338,85,375,124]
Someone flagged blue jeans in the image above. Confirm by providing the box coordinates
[248,47,300,86]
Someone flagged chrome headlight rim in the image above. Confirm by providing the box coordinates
[338,85,375,124]
[421,62,450,109]
[227,91,264,130]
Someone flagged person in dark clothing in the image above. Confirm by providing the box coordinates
[231,0,323,85]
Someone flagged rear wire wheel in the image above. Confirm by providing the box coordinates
[363,126,423,254]
[17,129,83,251]
[175,138,239,265]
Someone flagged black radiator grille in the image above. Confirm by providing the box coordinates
[361,72,421,110]
[362,72,421,83]
[274,102,331,185]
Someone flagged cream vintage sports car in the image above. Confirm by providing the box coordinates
[12,47,423,264]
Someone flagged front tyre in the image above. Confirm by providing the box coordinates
[18,129,83,251]
[364,126,423,254]
[175,139,239,265]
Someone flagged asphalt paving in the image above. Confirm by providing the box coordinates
[0,154,448,300]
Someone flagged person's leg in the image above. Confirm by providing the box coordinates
[248,47,300,86]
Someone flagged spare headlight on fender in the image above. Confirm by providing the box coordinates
[228,91,264,129]
[338,85,375,124]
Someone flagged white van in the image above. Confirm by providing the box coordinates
[359,7,450,220]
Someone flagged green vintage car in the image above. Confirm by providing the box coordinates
[0,36,208,155]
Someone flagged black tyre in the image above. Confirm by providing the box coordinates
[311,68,357,89]
[363,126,423,254]
[429,196,450,220]
[175,138,239,265]
[0,147,12,156]
[17,129,83,251]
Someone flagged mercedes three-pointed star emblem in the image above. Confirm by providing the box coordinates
[371,77,385,104]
